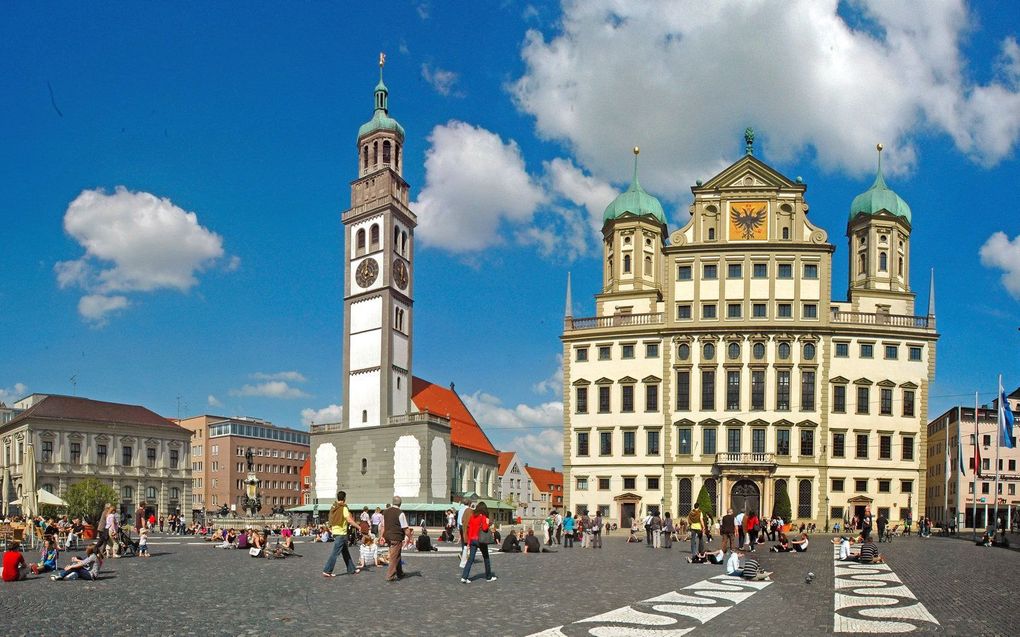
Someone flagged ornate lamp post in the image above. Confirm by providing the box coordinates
[825,496,830,532]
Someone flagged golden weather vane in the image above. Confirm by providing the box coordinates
[379,51,386,68]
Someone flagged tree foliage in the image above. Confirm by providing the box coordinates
[774,484,793,522]
[696,484,715,519]
[65,478,117,524]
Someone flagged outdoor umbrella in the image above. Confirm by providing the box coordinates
[1,465,10,517]
[36,488,68,507]
[22,442,37,519]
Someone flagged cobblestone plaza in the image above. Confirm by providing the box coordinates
[1,532,1015,635]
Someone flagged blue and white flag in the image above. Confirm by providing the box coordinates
[958,433,966,476]
[1000,387,1016,450]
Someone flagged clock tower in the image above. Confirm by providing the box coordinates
[342,54,415,430]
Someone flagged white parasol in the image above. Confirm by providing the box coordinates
[22,442,37,519]
[1,465,10,517]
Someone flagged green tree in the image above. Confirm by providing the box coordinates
[774,484,793,522]
[695,485,715,519]
[65,478,118,524]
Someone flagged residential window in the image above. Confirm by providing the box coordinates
[803,303,818,319]
[803,343,816,360]
[833,385,846,413]
[41,441,53,462]
[804,263,818,279]
[777,303,792,318]
[856,434,868,459]
[751,370,765,410]
[70,442,81,464]
[677,305,692,320]
[752,428,766,453]
[623,477,636,490]
[832,433,845,458]
[576,432,590,456]
[776,429,791,455]
[147,447,157,468]
[901,480,913,494]
[778,263,793,279]
[576,387,588,414]
[885,345,898,360]
[855,479,868,492]
[860,343,874,358]
[575,348,589,362]
[835,343,849,358]
[778,342,791,359]
[576,477,588,491]
[621,385,635,412]
[727,303,742,318]
[97,444,108,466]
[622,344,635,359]
[647,477,660,490]
[776,370,791,410]
[623,431,636,456]
[646,343,659,358]
[752,303,767,318]
[798,480,812,518]
[880,435,892,459]
[727,263,742,278]
[902,390,915,417]
[703,428,717,455]
[727,428,741,453]
[598,387,610,413]
[703,343,715,359]
[703,264,717,279]
[598,477,610,490]
[598,346,611,360]
[647,430,660,455]
[703,304,717,319]
[678,428,692,455]
[678,265,692,280]
[752,263,768,278]
[676,371,690,410]
[599,431,612,456]
[727,342,740,360]
[878,479,891,493]
[752,342,765,360]
[856,386,870,414]
[909,346,922,361]
[880,388,893,415]
[801,371,815,411]
[831,478,845,492]
[726,371,741,410]
[645,385,659,411]
[801,430,814,456]
[123,446,133,466]
[902,438,915,461]
[701,370,715,410]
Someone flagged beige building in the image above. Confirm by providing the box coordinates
[177,415,309,516]
[1,394,191,519]
[562,139,938,529]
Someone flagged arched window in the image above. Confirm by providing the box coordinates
[396,377,401,390]
[704,478,717,515]
[774,478,788,512]
[644,255,652,275]
[879,252,888,272]
[373,141,378,166]
[782,227,790,240]
[395,143,401,171]
[678,478,693,515]
[42,483,55,494]
[123,486,133,500]
[708,228,715,240]
[778,342,791,359]
[146,486,157,500]
[383,140,391,165]
[608,258,613,278]
[170,487,180,500]
[356,229,366,253]
[728,342,740,360]
[703,343,715,360]
[362,145,368,171]
[753,343,766,360]
[361,458,368,475]
[401,232,407,255]
[803,343,816,360]
[370,224,380,248]
[898,257,903,276]
[361,410,368,423]
[623,254,631,273]
[859,253,867,275]
[798,479,812,518]
[394,227,400,246]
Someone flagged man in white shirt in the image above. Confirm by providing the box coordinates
[643,514,654,546]
[734,511,746,549]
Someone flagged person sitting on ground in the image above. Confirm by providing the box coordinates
[207,528,225,542]
[856,540,884,564]
[770,532,791,552]
[688,549,726,564]
[416,528,438,552]
[31,539,60,574]
[51,544,102,581]
[357,534,384,571]
[250,531,266,555]
[500,530,522,553]
[627,522,642,543]
[523,528,542,553]
[789,532,809,552]
[2,542,30,582]
[216,528,238,549]
[740,553,773,581]
[977,532,992,547]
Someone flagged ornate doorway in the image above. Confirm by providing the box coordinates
[731,480,760,516]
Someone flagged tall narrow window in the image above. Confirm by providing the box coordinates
[833,385,846,412]
[751,370,765,410]
[647,430,660,455]
[726,371,740,410]
[701,370,715,410]
[776,370,791,410]
[856,386,870,414]
[575,387,588,413]
[598,387,611,413]
[903,390,916,417]
[373,140,378,165]
[879,252,888,271]
[621,385,634,412]
[776,429,790,455]
[678,428,692,454]
[70,442,81,464]
[676,371,690,410]
[645,384,659,412]
[703,428,717,455]
[362,145,368,170]
[623,254,631,273]
[752,428,766,453]
[678,478,693,515]
[801,371,815,411]
[370,224,380,248]
[800,430,814,456]
[880,388,893,415]
[383,140,391,164]
[576,432,589,456]
[798,480,812,518]
[727,428,741,453]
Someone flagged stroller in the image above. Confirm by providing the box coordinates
[118,528,139,557]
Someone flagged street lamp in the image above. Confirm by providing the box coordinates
[825,496,830,532]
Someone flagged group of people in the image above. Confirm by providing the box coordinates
[208,525,298,558]
[321,491,413,582]
[2,540,104,582]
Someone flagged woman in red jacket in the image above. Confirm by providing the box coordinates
[460,502,496,583]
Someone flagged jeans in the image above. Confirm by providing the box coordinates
[59,569,94,581]
[591,531,602,548]
[645,526,653,545]
[690,530,703,557]
[748,529,758,550]
[564,532,574,547]
[663,530,672,548]
[461,541,491,580]
[322,535,354,574]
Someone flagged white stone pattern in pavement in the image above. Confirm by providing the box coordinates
[527,574,772,637]
[832,546,940,633]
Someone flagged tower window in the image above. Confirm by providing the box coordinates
[623,254,631,273]
[395,143,401,171]
[361,410,368,423]
[361,458,368,475]
[401,232,407,254]
[370,224,380,248]
[362,145,368,171]
[707,228,715,240]
[859,253,867,276]
[782,227,790,240]
[383,140,391,165]
[373,141,378,166]
[898,257,903,276]
[356,229,366,254]
[644,255,652,275]
[394,227,400,246]
[879,252,888,272]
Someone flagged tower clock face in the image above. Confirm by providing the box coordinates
[393,260,409,290]
[356,257,379,288]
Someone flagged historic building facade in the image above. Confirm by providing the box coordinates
[1,394,192,519]
[310,61,498,508]
[562,140,938,528]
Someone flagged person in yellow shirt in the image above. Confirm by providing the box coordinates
[321,490,358,578]
[687,503,705,558]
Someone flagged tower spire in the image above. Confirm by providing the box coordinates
[564,271,573,319]
[630,146,641,191]
[928,267,936,317]
[872,143,888,190]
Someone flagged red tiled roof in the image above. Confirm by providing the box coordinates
[497,451,515,476]
[411,377,498,457]
[525,465,563,494]
[5,394,182,430]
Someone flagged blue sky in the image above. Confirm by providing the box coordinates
[2,1,1019,467]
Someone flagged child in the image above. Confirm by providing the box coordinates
[2,542,29,581]
[30,539,59,574]
[139,529,150,557]
[356,534,378,573]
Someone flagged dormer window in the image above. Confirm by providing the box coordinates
[623,254,631,273]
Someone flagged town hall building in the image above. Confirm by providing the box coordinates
[562,137,938,529]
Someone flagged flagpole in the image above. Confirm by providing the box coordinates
[943,429,949,526]
[955,405,961,534]
[972,391,979,541]
[993,374,1004,537]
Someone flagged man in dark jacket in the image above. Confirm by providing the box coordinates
[380,496,412,581]
[720,508,736,553]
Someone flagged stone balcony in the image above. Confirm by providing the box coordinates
[715,452,777,470]
[830,308,934,331]
[565,312,665,331]
[309,410,451,435]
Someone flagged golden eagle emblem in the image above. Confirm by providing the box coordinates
[729,202,768,240]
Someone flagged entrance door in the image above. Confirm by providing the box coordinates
[853,505,866,524]
[730,480,760,516]
[621,502,636,528]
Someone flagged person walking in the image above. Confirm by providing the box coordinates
[662,512,674,549]
[688,503,705,557]
[734,510,746,549]
[643,512,654,546]
[554,511,563,545]
[592,511,603,548]
[134,503,146,534]
[563,512,575,548]
[746,511,760,551]
[381,496,412,582]
[458,500,474,568]
[321,490,358,578]
[876,511,888,543]
[104,505,120,558]
[651,511,663,548]
[460,501,496,583]
[720,508,736,553]
[861,506,874,542]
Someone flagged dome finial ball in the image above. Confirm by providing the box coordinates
[633,146,640,155]
[876,143,883,152]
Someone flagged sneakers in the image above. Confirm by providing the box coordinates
[461,578,470,584]
[50,575,60,581]
[487,575,498,582]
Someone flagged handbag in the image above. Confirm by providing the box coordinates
[477,529,494,545]
[248,547,262,557]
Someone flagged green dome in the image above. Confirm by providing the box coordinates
[849,153,911,224]
[358,77,405,140]
[603,151,666,225]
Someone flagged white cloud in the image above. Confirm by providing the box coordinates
[252,371,307,383]
[207,395,223,408]
[462,391,562,430]
[508,428,564,467]
[980,231,1020,299]
[301,403,343,426]
[0,382,28,404]
[55,186,230,323]
[511,0,1020,203]
[229,381,309,399]
[532,354,564,395]
[421,64,462,97]
[413,121,547,252]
